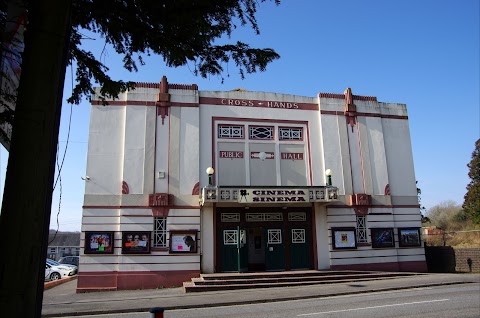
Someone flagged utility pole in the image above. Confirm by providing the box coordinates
[0,0,72,317]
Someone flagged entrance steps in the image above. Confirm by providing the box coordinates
[183,270,424,293]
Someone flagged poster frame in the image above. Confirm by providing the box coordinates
[331,227,357,250]
[169,230,198,254]
[84,231,114,254]
[121,231,151,254]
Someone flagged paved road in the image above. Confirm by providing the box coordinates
[51,283,480,318]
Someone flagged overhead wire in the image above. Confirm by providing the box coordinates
[49,64,74,245]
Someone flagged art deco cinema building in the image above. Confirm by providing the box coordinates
[78,76,427,291]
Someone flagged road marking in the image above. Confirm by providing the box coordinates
[297,299,450,316]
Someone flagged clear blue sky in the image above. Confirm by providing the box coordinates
[1,0,478,231]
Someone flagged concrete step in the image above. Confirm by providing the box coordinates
[183,270,424,293]
[192,272,415,286]
[200,270,368,281]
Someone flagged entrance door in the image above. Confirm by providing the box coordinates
[290,227,310,269]
[265,228,285,271]
[247,227,265,271]
[219,228,248,272]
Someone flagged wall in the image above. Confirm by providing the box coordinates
[454,248,480,273]
[424,246,480,273]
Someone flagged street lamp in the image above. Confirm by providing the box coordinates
[206,167,214,186]
[325,169,332,186]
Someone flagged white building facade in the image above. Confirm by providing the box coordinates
[78,77,427,292]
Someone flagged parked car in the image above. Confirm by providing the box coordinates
[44,261,77,281]
[58,256,79,267]
[47,258,72,267]
[47,258,78,273]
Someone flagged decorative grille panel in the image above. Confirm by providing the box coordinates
[246,213,283,222]
[291,229,305,243]
[221,213,240,222]
[279,127,303,140]
[288,212,306,221]
[218,125,244,139]
[315,190,325,200]
[249,126,274,140]
[223,230,238,245]
[153,217,167,248]
[268,229,282,244]
[220,190,231,200]
[356,215,368,243]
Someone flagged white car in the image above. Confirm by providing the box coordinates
[45,260,77,281]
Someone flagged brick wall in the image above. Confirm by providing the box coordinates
[454,248,480,273]
[424,247,480,273]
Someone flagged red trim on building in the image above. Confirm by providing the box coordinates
[311,204,318,270]
[135,82,160,89]
[305,123,313,185]
[171,102,199,107]
[192,182,200,195]
[134,82,198,90]
[121,181,129,194]
[384,184,391,195]
[330,260,427,272]
[90,99,408,121]
[82,205,200,209]
[327,204,421,209]
[168,83,198,90]
[318,92,377,102]
[200,97,318,111]
[152,207,170,217]
[321,110,408,120]
[91,100,157,106]
[76,270,201,292]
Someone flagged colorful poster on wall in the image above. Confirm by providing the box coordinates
[121,231,151,254]
[169,231,197,253]
[371,228,395,248]
[84,232,114,254]
[398,228,421,247]
[332,228,357,249]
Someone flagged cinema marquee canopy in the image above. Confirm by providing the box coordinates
[200,186,339,206]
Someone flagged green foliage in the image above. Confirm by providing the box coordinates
[2,0,281,107]
[452,209,468,222]
[68,0,281,104]
[463,139,480,224]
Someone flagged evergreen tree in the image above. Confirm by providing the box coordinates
[463,139,480,224]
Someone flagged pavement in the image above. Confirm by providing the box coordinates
[42,273,480,317]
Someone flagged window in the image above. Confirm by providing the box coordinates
[288,212,306,221]
[356,215,368,244]
[246,213,283,222]
[218,125,244,139]
[267,229,282,244]
[223,230,238,245]
[221,213,240,222]
[279,127,303,140]
[291,229,305,243]
[153,217,167,248]
[249,125,274,140]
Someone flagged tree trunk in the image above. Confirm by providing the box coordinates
[0,1,72,317]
